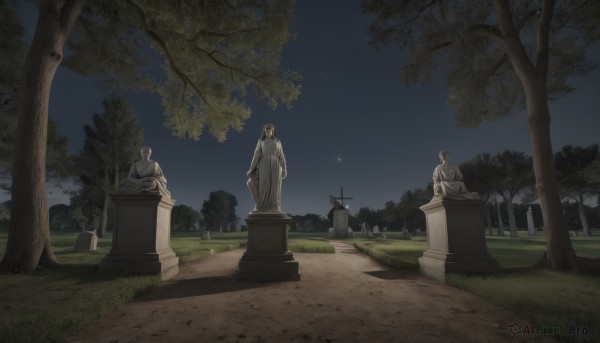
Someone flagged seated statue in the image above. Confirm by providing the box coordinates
[432,150,479,200]
[121,146,171,198]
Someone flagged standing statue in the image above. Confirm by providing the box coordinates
[246,124,287,213]
[432,150,479,200]
[121,146,171,198]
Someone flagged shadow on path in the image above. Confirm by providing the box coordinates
[136,275,264,302]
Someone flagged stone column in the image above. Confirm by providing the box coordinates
[99,193,179,281]
[418,198,498,282]
[237,213,300,281]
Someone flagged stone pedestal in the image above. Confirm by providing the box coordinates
[418,198,498,282]
[237,213,300,281]
[332,209,349,238]
[99,193,179,281]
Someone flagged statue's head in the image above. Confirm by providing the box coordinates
[260,123,277,140]
[140,146,152,159]
[438,150,448,163]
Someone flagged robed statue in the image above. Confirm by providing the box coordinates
[246,124,287,213]
[432,150,479,200]
[121,146,171,198]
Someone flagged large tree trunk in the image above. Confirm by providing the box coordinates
[495,0,578,272]
[495,197,504,236]
[525,82,579,271]
[506,195,517,237]
[484,203,493,236]
[0,0,83,273]
[577,194,591,237]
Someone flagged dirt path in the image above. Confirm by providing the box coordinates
[67,241,554,343]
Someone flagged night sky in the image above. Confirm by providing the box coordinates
[8,1,600,219]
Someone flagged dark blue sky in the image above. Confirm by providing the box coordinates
[8,1,600,218]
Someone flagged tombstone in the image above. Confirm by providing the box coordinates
[99,194,179,281]
[527,206,536,236]
[202,230,211,240]
[74,231,98,251]
[402,227,412,240]
[347,227,354,238]
[373,225,380,234]
[418,198,499,282]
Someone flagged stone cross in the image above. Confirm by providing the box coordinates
[330,187,353,208]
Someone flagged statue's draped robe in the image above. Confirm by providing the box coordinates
[247,138,287,212]
[122,160,171,198]
[432,162,479,200]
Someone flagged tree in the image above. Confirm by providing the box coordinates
[171,204,200,231]
[398,191,415,230]
[380,200,399,229]
[3,0,300,273]
[201,191,238,231]
[295,213,329,232]
[398,186,431,232]
[363,0,600,271]
[554,144,600,236]
[355,207,372,228]
[355,207,380,229]
[494,150,534,237]
[76,95,143,237]
[492,196,506,237]
[49,204,70,231]
[0,0,72,190]
[460,153,503,233]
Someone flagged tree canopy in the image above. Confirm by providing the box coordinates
[75,95,143,237]
[65,0,301,141]
[201,190,238,231]
[363,0,598,126]
[171,204,200,231]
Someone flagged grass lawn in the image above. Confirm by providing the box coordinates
[0,229,332,342]
[288,232,335,253]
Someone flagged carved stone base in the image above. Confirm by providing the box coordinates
[237,213,300,281]
[418,198,498,282]
[99,193,179,281]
